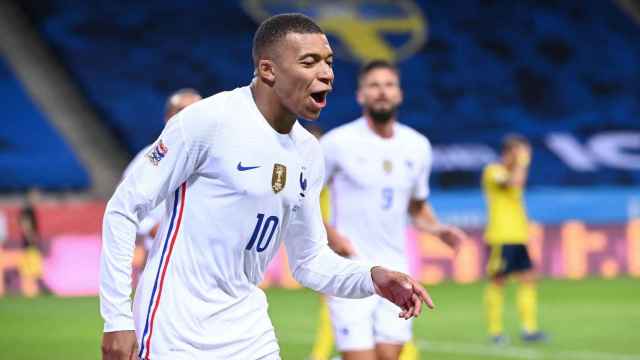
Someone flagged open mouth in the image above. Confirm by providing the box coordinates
[310,90,329,106]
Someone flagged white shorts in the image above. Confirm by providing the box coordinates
[327,294,412,351]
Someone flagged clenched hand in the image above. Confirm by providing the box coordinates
[102,330,137,360]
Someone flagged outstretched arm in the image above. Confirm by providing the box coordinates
[284,149,434,318]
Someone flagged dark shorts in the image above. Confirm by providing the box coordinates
[486,244,533,277]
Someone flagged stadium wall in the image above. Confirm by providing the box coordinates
[0,199,638,297]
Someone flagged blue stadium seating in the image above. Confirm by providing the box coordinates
[0,57,89,191]
[17,1,640,194]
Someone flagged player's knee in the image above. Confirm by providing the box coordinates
[377,350,402,360]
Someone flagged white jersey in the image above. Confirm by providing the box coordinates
[123,145,165,249]
[321,117,432,270]
[100,86,376,359]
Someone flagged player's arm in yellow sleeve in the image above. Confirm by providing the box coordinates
[408,199,468,250]
[487,144,531,190]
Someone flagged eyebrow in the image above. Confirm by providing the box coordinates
[298,52,333,60]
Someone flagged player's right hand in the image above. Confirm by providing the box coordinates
[370,266,434,320]
[102,330,137,360]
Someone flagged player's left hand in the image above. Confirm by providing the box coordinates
[370,266,434,320]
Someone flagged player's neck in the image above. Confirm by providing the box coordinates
[250,81,296,134]
[364,114,395,139]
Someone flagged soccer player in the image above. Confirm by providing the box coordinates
[122,89,202,250]
[482,135,546,344]
[319,60,468,360]
[100,14,434,360]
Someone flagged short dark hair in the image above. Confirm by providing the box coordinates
[502,133,530,153]
[358,59,399,84]
[252,13,323,66]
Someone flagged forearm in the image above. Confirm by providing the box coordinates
[324,222,341,251]
[100,199,139,332]
[290,245,375,298]
[410,200,457,248]
[410,201,440,234]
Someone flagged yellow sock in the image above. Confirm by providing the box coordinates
[484,283,504,336]
[517,283,538,333]
[309,298,334,360]
[399,339,419,360]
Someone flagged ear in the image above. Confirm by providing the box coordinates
[257,59,276,85]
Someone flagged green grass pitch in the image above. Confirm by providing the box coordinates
[0,278,638,359]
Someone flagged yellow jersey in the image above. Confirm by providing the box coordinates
[482,163,529,244]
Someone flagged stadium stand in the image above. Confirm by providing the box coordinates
[18,0,640,191]
[0,57,89,191]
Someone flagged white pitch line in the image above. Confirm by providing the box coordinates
[282,334,640,360]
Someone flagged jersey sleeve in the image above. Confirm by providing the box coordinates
[411,137,432,200]
[283,143,375,298]
[100,107,213,332]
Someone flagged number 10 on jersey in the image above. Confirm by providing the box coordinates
[246,213,279,252]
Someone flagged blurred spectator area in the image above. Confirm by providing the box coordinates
[15,0,640,189]
[0,57,89,192]
[0,200,104,246]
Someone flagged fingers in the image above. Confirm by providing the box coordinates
[102,350,128,360]
[129,344,139,360]
[101,331,137,360]
[411,278,435,309]
[398,302,414,320]
[399,292,425,319]
[412,293,422,317]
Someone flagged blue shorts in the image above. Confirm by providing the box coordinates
[486,244,532,277]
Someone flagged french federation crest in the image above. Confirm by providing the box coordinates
[146,139,168,166]
[272,163,287,193]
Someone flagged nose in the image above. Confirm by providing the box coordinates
[318,63,334,85]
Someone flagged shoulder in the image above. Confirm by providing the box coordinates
[398,123,431,149]
[122,144,153,178]
[292,123,326,182]
[320,119,362,150]
[324,119,363,139]
[293,122,323,160]
[397,123,432,163]
[175,87,243,142]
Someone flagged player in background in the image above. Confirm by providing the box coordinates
[482,135,546,344]
[306,122,416,360]
[320,60,468,360]
[101,14,434,360]
[122,89,202,252]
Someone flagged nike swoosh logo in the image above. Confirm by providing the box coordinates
[237,162,260,171]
